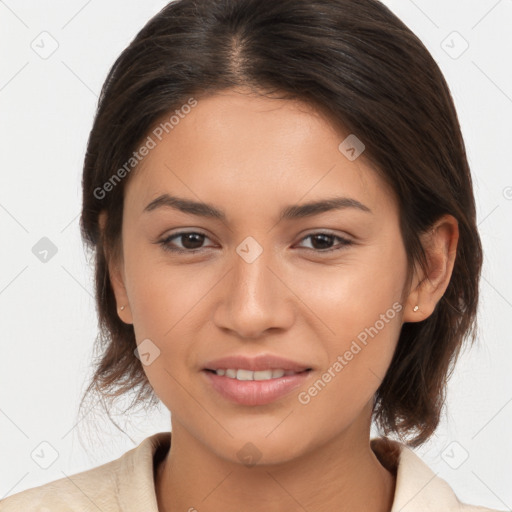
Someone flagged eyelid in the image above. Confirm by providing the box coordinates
[298,228,351,241]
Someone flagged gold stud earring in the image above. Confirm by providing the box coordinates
[413,305,419,312]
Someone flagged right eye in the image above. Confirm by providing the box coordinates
[158,231,215,253]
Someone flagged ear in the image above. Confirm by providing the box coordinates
[402,214,459,323]
[98,211,133,325]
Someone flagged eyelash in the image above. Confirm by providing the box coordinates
[157,230,354,255]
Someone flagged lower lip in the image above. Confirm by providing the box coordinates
[202,370,312,406]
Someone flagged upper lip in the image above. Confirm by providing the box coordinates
[203,353,312,372]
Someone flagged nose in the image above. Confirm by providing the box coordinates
[213,245,295,339]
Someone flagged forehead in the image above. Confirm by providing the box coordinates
[124,88,398,221]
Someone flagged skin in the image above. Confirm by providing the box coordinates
[102,87,459,512]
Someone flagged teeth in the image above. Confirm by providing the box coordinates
[213,368,300,380]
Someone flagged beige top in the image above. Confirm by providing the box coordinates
[0,432,501,511]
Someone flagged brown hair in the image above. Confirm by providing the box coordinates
[79,0,482,447]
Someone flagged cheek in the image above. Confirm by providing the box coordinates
[293,238,407,335]
[120,240,195,391]
[122,235,211,341]
[291,241,406,402]
[123,259,199,412]
[292,281,404,442]
[121,239,229,409]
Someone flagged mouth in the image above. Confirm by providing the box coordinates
[203,368,312,381]
[201,368,313,406]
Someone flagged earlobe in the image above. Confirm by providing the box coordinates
[402,214,459,323]
[401,301,422,323]
[108,255,133,325]
[98,211,134,325]
[117,303,133,324]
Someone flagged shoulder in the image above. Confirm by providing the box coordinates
[0,432,171,512]
[371,437,505,512]
[0,453,123,511]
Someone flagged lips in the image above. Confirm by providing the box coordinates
[203,353,313,373]
[202,369,312,406]
[201,353,314,405]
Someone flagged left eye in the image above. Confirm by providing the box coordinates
[158,231,353,253]
[297,233,353,252]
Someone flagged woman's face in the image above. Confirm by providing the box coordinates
[113,88,411,464]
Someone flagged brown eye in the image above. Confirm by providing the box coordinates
[157,230,353,255]
[159,231,213,253]
[297,232,353,253]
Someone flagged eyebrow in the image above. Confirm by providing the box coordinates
[143,193,372,221]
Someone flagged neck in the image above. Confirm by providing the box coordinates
[155,417,396,512]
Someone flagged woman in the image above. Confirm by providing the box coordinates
[1,0,502,510]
